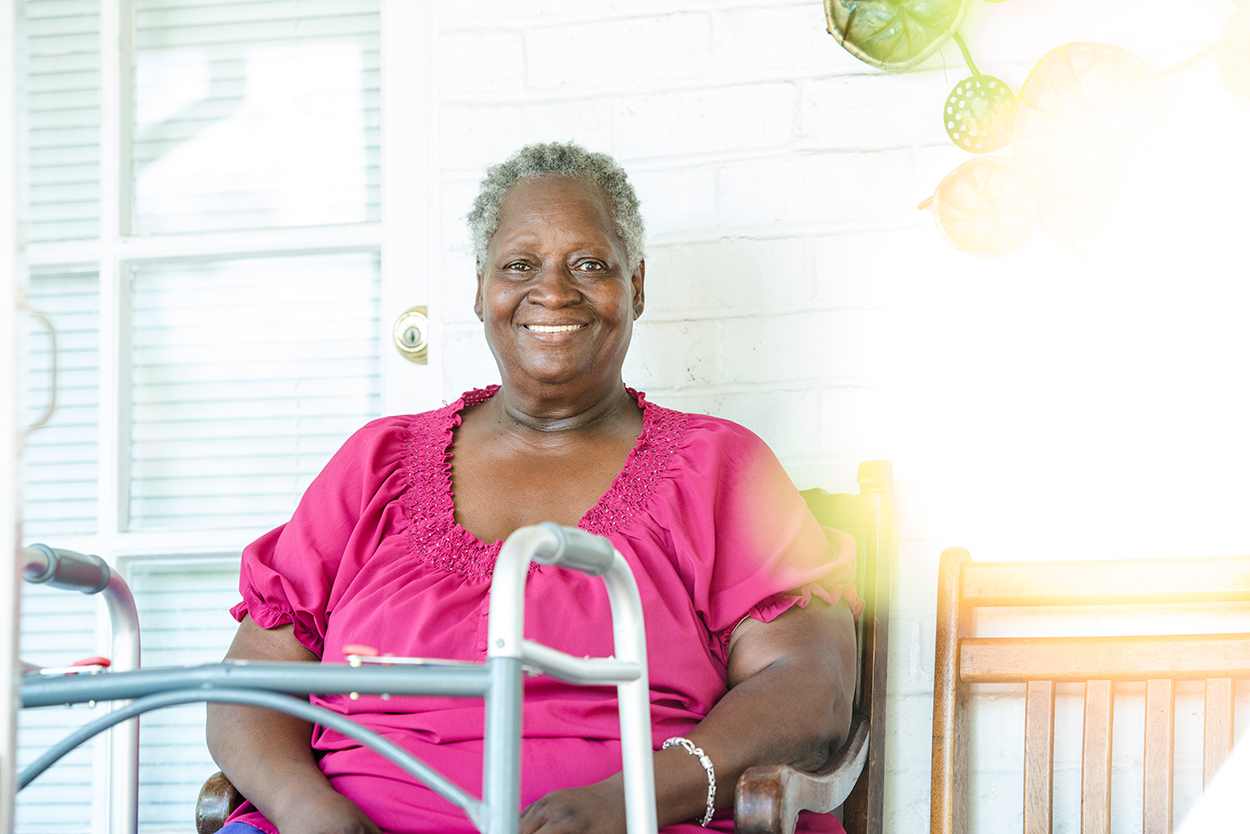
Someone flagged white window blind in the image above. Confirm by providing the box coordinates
[128,251,382,531]
[16,583,106,834]
[18,269,100,538]
[20,0,102,243]
[129,561,243,830]
[133,0,381,234]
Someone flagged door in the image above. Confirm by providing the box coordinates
[11,1,434,831]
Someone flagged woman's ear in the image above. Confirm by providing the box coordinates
[631,260,645,320]
[474,272,485,322]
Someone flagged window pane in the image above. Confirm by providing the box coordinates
[132,0,381,234]
[128,252,381,531]
[18,269,100,537]
[20,0,102,243]
[129,560,240,829]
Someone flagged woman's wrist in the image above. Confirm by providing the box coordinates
[653,743,727,828]
[661,737,716,826]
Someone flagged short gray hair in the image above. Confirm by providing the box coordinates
[467,142,645,273]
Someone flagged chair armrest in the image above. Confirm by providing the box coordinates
[196,771,245,834]
[734,712,871,834]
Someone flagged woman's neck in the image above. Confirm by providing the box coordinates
[487,380,639,435]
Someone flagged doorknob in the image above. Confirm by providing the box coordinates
[394,306,429,364]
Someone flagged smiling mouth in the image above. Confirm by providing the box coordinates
[524,324,586,333]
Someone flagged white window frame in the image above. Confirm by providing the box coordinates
[15,1,439,831]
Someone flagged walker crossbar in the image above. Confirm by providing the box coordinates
[20,524,659,834]
[20,659,494,707]
[19,686,485,826]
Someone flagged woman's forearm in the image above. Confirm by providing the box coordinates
[205,617,381,834]
[669,599,858,818]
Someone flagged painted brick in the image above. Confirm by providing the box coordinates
[799,73,951,149]
[722,309,929,387]
[438,30,526,98]
[439,0,687,28]
[438,100,614,170]
[623,318,723,391]
[642,237,812,318]
[810,228,948,311]
[708,4,852,79]
[526,13,713,91]
[818,384,925,459]
[613,83,795,160]
[438,176,477,255]
[629,165,718,236]
[717,150,914,229]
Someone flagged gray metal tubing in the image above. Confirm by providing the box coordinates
[22,544,140,834]
[101,563,140,834]
[22,544,110,593]
[18,687,481,822]
[600,556,656,834]
[21,660,492,708]
[518,640,640,685]
[481,657,523,834]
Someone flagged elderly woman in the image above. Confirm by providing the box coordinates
[206,142,860,834]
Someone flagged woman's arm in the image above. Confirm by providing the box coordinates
[519,595,858,833]
[206,615,382,834]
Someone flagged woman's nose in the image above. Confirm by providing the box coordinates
[527,265,581,306]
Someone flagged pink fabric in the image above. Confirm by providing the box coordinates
[227,387,860,834]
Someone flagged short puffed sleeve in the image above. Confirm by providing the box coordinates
[230,416,412,657]
[659,416,863,648]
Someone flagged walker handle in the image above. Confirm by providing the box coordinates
[533,523,616,577]
[22,544,111,594]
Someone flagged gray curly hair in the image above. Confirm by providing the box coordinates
[467,142,645,273]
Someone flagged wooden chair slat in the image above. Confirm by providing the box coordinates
[1144,679,1174,834]
[1204,677,1235,788]
[960,635,1250,683]
[961,557,1250,606]
[1023,680,1054,834]
[1081,680,1114,834]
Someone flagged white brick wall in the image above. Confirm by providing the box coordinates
[421,1,1250,831]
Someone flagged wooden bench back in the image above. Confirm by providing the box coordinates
[931,548,1250,834]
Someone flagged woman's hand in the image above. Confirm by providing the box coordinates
[519,775,628,834]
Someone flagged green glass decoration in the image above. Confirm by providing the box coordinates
[824,0,969,72]
[944,75,1016,153]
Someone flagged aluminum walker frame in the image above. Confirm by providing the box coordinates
[20,523,659,834]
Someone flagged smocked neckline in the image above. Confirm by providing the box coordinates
[402,385,687,578]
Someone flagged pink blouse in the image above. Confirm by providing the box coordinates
[227,387,860,834]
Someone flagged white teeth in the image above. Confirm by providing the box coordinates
[527,324,582,333]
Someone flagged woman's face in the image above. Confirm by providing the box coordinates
[476,175,645,397]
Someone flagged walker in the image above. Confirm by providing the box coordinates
[20,524,659,834]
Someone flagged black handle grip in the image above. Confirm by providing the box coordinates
[534,523,616,577]
[24,544,111,594]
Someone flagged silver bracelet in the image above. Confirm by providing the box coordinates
[662,736,716,826]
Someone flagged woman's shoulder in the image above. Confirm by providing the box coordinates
[638,395,770,459]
